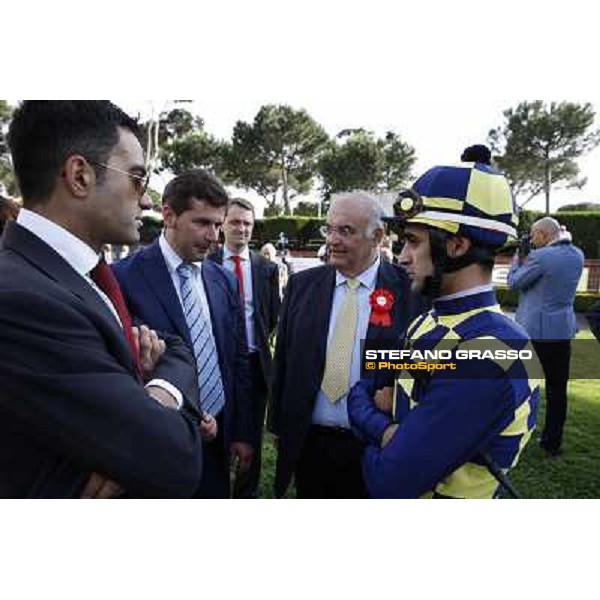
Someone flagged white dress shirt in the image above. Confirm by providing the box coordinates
[437,284,494,302]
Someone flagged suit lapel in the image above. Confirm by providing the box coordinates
[139,241,192,346]
[311,266,337,364]
[4,222,136,372]
[211,248,224,266]
[366,261,405,342]
[201,260,229,360]
[249,250,264,317]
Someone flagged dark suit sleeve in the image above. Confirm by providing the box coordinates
[0,289,203,498]
[267,261,281,335]
[131,319,199,410]
[267,274,294,436]
[231,280,254,444]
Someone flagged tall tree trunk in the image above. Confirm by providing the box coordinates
[153,118,160,167]
[146,120,154,166]
[544,148,551,215]
[281,154,290,215]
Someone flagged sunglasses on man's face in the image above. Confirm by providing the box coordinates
[89,161,150,199]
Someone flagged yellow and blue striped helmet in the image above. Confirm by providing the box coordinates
[397,163,518,248]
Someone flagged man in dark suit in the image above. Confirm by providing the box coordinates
[0,101,204,498]
[208,197,280,498]
[269,191,414,498]
[113,170,253,498]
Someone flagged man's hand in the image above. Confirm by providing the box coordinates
[230,442,254,474]
[80,472,123,499]
[199,413,218,442]
[133,325,166,377]
[374,386,394,414]
[146,385,179,410]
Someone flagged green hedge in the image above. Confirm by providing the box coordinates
[253,211,599,257]
[516,209,542,238]
[518,210,600,258]
[140,212,163,244]
[138,209,600,259]
[496,287,599,313]
[253,217,325,248]
[548,211,600,259]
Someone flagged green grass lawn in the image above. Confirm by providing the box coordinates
[257,330,600,499]
[509,378,600,498]
[509,330,600,499]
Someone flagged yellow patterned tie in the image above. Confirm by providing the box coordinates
[321,278,360,403]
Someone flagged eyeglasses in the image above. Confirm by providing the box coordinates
[89,161,150,199]
[319,224,359,238]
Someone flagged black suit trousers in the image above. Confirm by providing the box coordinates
[233,353,267,499]
[295,425,368,499]
[533,340,571,451]
[194,412,230,499]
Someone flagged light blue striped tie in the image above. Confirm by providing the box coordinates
[177,262,225,417]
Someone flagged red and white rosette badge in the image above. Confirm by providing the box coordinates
[369,288,395,327]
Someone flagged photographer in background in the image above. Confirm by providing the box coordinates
[508,217,584,458]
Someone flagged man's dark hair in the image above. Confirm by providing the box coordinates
[7,101,142,206]
[228,197,255,216]
[460,144,492,165]
[163,169,229,215]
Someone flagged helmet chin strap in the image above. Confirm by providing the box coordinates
[421,230,488,301]
[421,229,448,301]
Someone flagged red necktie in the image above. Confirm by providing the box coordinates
[230,255,245,303]
[90,257,143,379]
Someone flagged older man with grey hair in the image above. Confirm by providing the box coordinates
[268,191,417,498]
[508,216,584,458]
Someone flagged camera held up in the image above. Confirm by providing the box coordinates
[518,234,531,258]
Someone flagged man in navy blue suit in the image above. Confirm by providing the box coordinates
[114,170,253,498]
[0,101,204,498]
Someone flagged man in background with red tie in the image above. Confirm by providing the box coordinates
[0,101,204,498]
[113,170,254,498]
[208,198,281,498]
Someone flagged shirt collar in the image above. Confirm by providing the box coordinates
[223,245,250,261]
[17,208,100,276]
[433,288,498,316]
[437,283,494,302]
[159,233,203,276]
[335,256,380,291]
